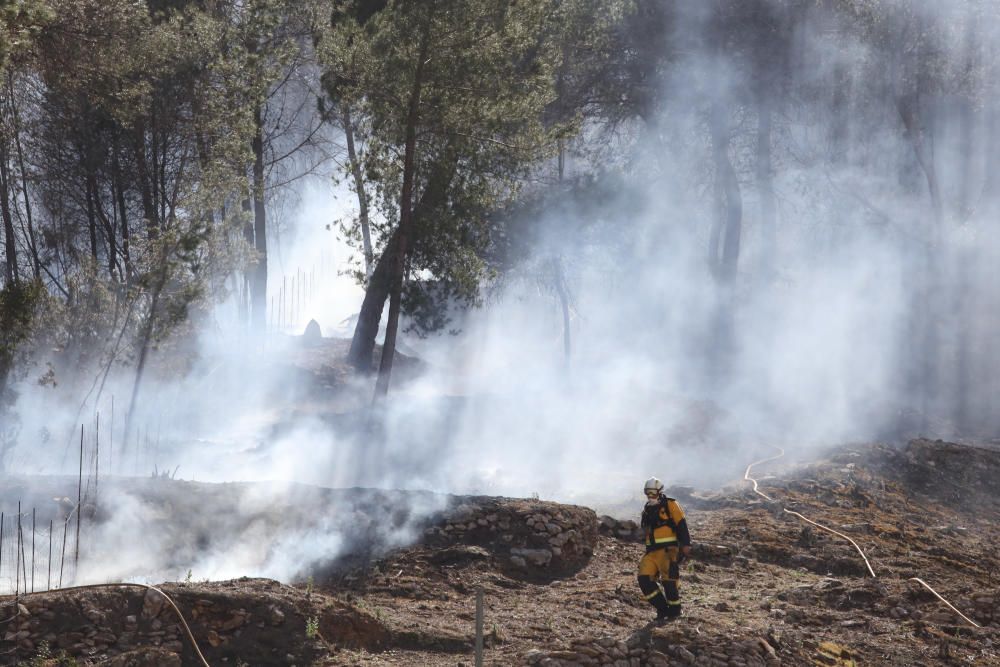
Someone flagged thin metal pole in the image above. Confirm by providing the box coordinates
[15,503,21,598]
[110,395,114,474]
[31,507,35,593]
[95,411,100,503]
[47,519,52,591]
[475,587,484,667]
[18,504,26,591]
[59,513,68,588]
[0,512,4,594]
[75,424,83,577]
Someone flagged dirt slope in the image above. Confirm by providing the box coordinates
[2,439,998,666]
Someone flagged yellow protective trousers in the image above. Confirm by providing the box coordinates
[637,545,681,617]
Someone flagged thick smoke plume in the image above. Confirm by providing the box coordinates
[4,0,1000,587]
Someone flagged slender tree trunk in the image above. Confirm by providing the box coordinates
[707,103,742,387]
[7,72,39,280]
[708,104,742,283]
[85,173,100,264]
[93,187,120,282]
[348,152,457,372]
[756,96,776,274]
[555,136,570,365]
[251,105,268,332]
[0,144,18,285]
[373,28,431,399]
[132,123,159,239]
[113,155,133,285]
[897,94,943,428]
[348,228,398,371]
[552,257,571,365]
[343,106,373,282]
[830,63,850,165]
[123,267,167,451]
[897,96,944,231]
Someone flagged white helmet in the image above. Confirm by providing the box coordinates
[643,477,664,496]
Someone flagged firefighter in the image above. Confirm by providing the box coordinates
[637,477,692,622]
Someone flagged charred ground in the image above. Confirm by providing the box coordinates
[1,438,998,666]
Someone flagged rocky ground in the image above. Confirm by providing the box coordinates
[1,438,998,665]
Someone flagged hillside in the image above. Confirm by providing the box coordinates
[1,438,998,666]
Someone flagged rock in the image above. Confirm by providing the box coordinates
[675,645,696,663]
[302,319,322,344]
[268,605,285,626]
[219,610,248,631]
[141,590,166,620]
[429,545,491,565]
[510,548,553,567]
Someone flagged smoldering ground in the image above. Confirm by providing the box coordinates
[4,0,1000,587]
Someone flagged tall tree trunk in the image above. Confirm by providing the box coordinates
[112,149,133,285]
[348,227,398,371]
[708,104,742,284]
[132,123,159,239]
[123,266,167,453]
[0,144,18,285]
[756,96,776,274]
[251,105,268,332]
[85,173,100,264]
[897,96,944,231]
[93,185,120,282]
[897,94,943,429]
[830,63,850,165]
[348,151,458,371]
[343,105,373,282]
[552,257,571,365]
[7,73,38,281]
[373,28,431,400]
[707,103,742,388]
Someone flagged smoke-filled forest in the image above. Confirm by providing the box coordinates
[1,1,1000,665]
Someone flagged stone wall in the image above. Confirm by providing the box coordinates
[422,497,599,579]
[0,578,322,666]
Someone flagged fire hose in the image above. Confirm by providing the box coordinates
[743,447,981,629]
[1,583,210,666]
